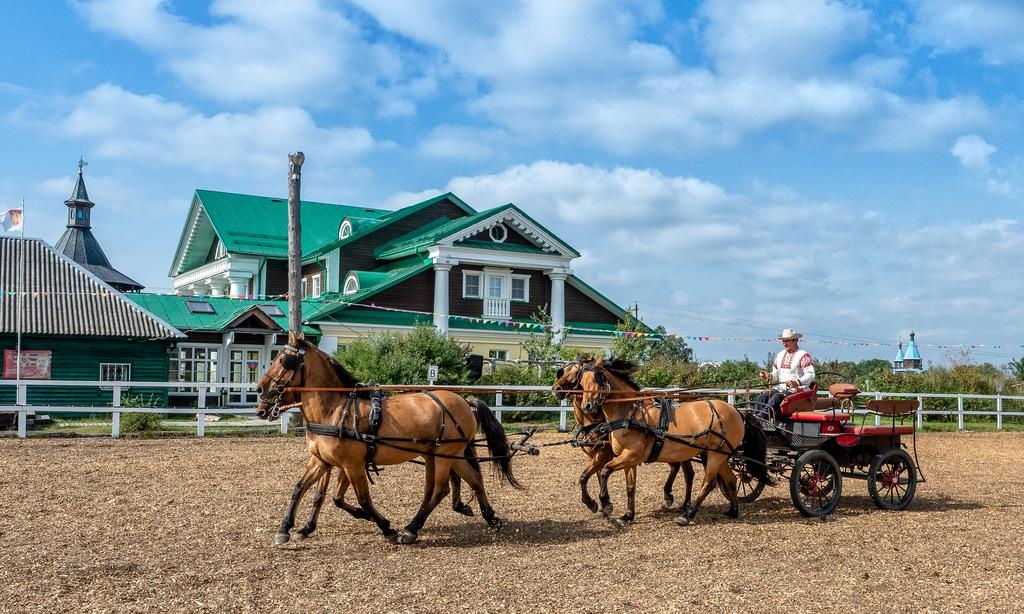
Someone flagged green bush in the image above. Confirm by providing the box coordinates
[118,393,163,434]
[335,323,470,385]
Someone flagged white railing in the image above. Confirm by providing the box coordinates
[2,381,1023,439]
[483,297,510,319]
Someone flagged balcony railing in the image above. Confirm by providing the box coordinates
[483,297,511,319]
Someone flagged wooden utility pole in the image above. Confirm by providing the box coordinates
[287,151,304,337]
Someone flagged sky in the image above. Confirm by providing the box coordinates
[2,0,1024,366]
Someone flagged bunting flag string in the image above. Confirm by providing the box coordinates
[2,289,1023,350]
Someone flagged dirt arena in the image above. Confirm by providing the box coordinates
[1,432,1022,613]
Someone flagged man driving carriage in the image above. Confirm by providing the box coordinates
[755,328,816,419]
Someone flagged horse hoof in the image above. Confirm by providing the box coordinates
[486,516,504,529]
[609,517,629,529]
[591,511,608,520]
[293,532,309,541]
[397,530,418,545]
[619,513,635,524]
[725,508,739,519]
[673,516,691,527]
[273,532,291,546]
[583,500,599,513]
[453,503,475,517]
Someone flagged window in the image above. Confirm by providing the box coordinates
[301,278,308,298]
[311,274,322,298]
[463,272,482,298]
[170,346,219,393]
[511,276,529,302]
[488,349,509,361]
[185,300,216,314]
[259,304,284,317]
[487,275,504,298]
[489,223,508,243]
[99,363,131,389]
[343,274,359,295]
[338,218,353,239]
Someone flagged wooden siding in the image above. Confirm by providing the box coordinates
[364,270,435,312]
[341,199,471,273]
[564,283,620,325]
[448,266,551,320]
[0,336,170,407]
[264,259,288,296]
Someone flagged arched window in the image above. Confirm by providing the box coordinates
[338,218,353,239]
[343,274,359,295]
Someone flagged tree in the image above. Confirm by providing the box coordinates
[1006,357,1024,380]
[609,312,656,364]
[649,325,694,362]
[521,306,562,363]
[334,324,470,385]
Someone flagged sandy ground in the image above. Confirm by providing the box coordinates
[0,432,1022,613]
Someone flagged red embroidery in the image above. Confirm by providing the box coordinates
[780,352,792,369]
[800,354,813,368]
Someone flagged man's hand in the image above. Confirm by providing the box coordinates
[759,370,770,383]
[786,380,799,390]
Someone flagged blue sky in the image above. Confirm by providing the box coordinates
[2,0,1024,366]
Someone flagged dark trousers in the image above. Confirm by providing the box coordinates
[755,389,787,418]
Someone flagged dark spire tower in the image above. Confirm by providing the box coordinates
[54,159,144,292]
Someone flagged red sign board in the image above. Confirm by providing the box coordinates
[3,350,52,379]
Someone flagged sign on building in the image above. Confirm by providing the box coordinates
[3,350,53,379]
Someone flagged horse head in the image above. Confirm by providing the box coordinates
[578,356,641,415]
[255,335,307,420]
[551,354,595,401]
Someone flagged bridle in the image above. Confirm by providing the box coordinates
[553,358,609,415]
[580,366,611,415]
[257,343,305,420]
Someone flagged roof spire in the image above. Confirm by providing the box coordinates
[68,157,92,204]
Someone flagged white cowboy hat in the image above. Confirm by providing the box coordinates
[778,328,802,340]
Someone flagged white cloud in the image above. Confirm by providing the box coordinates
[865,96,991,151]
[56,84,382,176]
[987,178,1011,196]
[951,134,996,170]
[910,0,1024,64]
[73,0,432,110]
[417,125,505,160]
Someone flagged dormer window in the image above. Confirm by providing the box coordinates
[338,218,353,240]
[343,273,359,295]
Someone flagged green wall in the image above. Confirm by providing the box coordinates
[0,336,170,407]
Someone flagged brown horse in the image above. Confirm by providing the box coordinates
[578,356,747,525]
[552,355,697,521]
[255,335,521,545]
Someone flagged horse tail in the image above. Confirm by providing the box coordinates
[739,415,771,484]
[467,396,524,490]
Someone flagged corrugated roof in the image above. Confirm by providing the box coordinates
[0,237,182,339]
[125,293,320,335]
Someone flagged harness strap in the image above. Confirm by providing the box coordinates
[645,398,673,463]
[602,399,737,457]
[423,390,467,443]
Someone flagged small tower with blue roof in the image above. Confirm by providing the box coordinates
[894,331,923,372]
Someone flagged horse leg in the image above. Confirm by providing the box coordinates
[294,466,331,539]
[716,457,740,519]
[681,461,696,511]
[450,472,474,517]
[620,465,637,523]
[597,451,645,523]
[580,448,611,513]
[331,470,372,520]
[663,462,680,510]
[274,457,328,546]
[675,453,730,526]
[398,458,454,545]
[452,458,503,529]
[347,465,397,539]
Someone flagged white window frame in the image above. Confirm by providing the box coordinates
[99,363,131,390]
[510,274,530,302]
[338,218,353,239]
[343,274,359,295]
[170,344,220,394]
[488,349,509,361]
[489,223,508,243]
[463,271,482,299]
[301,278,308,297]
[311,273,322,298]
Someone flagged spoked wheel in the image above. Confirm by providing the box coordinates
[867,447,917,510]
[718,455,767,504]
[790,449,842,517]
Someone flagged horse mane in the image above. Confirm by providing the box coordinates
[600,356,641,390]
[299,338,360,388]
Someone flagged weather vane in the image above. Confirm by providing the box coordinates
[78,156,88,173]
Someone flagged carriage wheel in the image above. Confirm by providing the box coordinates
[718,455,766,504]
[790,449,842,517]
[867,447,917,510]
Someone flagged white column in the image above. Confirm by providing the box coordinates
[433,262,453,334]
[548,271,567,340]
[227,274,252,298]
[207,277,228,297]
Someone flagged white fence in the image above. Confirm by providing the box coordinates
[2,380,1023,439]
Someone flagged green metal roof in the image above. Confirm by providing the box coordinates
[306,192,476,260]
[126,293,320,335]
[374,207,505,259]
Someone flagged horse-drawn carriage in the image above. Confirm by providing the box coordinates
[730,381,926,517]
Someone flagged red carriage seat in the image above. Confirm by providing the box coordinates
[778,384,818,417]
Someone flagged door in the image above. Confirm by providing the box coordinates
[227,347,263,405]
